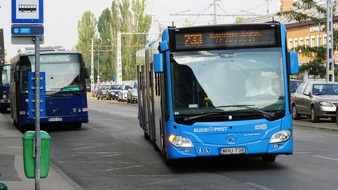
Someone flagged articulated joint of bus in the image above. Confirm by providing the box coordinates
[168,134,194,148]
[269,130,291,143]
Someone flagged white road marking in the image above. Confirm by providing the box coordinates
[313,155,338,161]
[104,164,144,171]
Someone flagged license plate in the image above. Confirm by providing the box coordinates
[219,147,246,155]
[48,117,62,122]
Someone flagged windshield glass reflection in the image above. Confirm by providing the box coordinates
[171,48,285,118]
[20,54,83,94]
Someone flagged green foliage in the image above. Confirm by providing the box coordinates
[76,0,151,82]
[76,11,97,70]
[235,17,245,23]
[183,19,195,26]
[277,0,337,78]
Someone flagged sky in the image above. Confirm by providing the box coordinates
[0,0,280,59]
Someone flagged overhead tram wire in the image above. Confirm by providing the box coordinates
[169,0,264,25]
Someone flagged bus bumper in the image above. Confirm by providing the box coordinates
[166,136,293,160]
[19,114,88,127]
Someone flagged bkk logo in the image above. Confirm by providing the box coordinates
[255,124,267,130]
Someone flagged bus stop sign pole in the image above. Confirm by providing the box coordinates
[34,36,41,190]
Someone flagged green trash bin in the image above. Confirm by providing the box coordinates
[22,131,50,178]
[0,181,7,190]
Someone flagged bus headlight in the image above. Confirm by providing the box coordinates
[168,135,194,148]
[269,130,291,143]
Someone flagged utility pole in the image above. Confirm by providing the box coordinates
[326,0,334,82]
[266,0,270,14]
[116,32,156,84]
[91,38,94,90]
[213,0,219,24]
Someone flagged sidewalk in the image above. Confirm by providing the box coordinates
[293,117,338,131]
[0,113,82,190]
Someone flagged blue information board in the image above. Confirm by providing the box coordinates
[12,0,44,24]
[11,24,44,36]
[28,72,46,118]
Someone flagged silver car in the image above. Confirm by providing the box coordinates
[292,82,338,122]
[118,84,129,102]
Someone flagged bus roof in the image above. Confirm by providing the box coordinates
[16,46,71,55]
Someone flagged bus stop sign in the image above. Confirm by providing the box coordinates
[12,0,44,24]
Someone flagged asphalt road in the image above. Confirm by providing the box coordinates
[7,99,338,190]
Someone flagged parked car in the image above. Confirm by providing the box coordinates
[96,84,110,100]
[107,84,122,100]
[127,80,138,103]
[118,84,129,102]
[86,84,91,92]
[91,84,101,97]
[291,82,338,122]
[290,79,304,96]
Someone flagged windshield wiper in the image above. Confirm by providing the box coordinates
[216,104,276,120]
[183,112,224,121]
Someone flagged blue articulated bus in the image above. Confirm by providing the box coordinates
[0,65,10,113]
[136,21,299,164]
[10,49,89,128]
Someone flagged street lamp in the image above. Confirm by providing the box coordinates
[97,38,101,83]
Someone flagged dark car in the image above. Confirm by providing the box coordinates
[107,84,122,100]
[291,82,338,122]
[96,84,110,100]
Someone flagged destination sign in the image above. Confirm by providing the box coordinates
[28,54,79,63]
[170,24,280,51]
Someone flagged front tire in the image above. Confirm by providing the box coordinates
[73,123,82,129]
[311,106,319,123]
[292,104,300,120]
[262,155,276,162]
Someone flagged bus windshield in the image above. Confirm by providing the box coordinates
[20,54,83,94]
[171,47,285,116]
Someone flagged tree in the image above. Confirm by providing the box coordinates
[235,17,245,23]
[277,0,337,77]
[97,8,114,82]
[76,11,97,70]
[77,0,151,82]
[183,19,195,26]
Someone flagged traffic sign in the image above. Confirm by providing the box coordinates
[11,24,44,36]
[12,0,44,24]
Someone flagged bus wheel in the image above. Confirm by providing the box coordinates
[262,155,276,162]
[144,131,150,140]
[154,142,160,152]
[74,123,82,129]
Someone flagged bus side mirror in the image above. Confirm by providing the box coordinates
[84,68,90,79]
[154,53,163,73]
[289,51,299,75]
[159,41,168,52]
